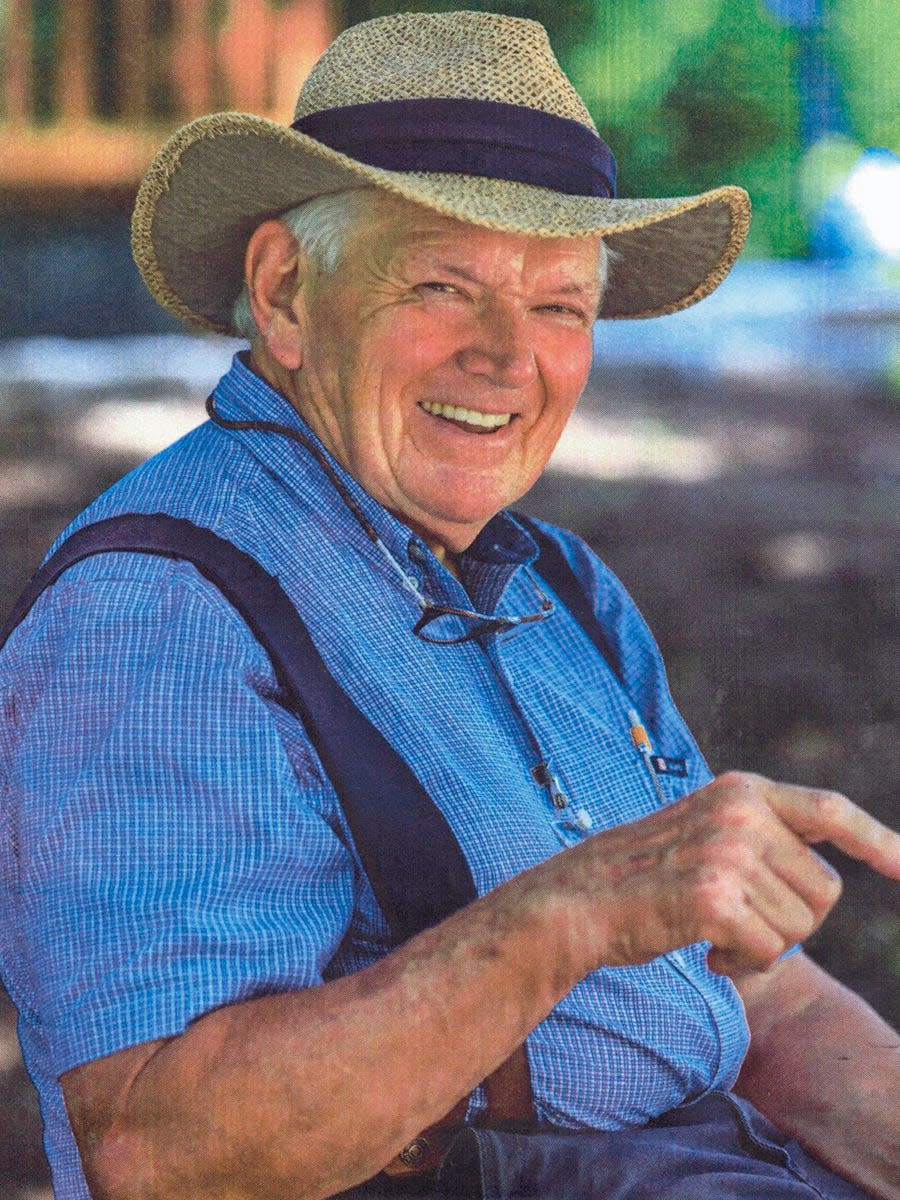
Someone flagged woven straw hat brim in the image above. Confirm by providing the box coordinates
[132,110,750,334]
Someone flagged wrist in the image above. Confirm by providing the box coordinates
[497,845,616,986]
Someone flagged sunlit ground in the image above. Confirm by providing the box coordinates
[550,410,802,482]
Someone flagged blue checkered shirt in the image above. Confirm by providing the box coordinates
[0,355,749,1198]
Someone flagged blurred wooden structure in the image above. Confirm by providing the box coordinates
[0,0,335,198]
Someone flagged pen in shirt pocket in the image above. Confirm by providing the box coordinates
[627,709,668,806]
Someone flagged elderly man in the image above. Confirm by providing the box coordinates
[1,11,898,1200]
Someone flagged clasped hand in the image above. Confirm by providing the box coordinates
[559,771,900,977]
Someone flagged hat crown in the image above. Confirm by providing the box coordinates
[294,10,597,131]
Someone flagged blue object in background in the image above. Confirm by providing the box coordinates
[0,211,180,338]
[795,27,849,148]
[760,0,822,28]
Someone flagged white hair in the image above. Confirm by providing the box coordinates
[230,187,614,340]
[230,189,375,340]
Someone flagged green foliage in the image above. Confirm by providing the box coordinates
[566,0,722,122]
[31,0,58,123]
[570,1,806,255]
[828,0,900,152]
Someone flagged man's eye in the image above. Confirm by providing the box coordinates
[538,304,588,322]
[419,282,461,295]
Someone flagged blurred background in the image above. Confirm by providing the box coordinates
[1,1,898,1194]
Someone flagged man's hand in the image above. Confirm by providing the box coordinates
[556,771,900,979]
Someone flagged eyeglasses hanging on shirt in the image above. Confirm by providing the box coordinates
[397,561,553,644]
[206,396,555,645]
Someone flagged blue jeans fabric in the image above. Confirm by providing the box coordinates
[436,1093,872,1199]
[338,1092,873,1199]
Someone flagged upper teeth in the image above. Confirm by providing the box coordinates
[420,401,512,429]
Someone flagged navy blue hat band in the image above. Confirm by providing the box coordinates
[292,97,617,199]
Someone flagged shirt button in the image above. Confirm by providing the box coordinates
[409,542,427,563]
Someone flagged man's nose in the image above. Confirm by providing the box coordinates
[455,304,537,388]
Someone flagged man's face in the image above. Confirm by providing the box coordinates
[290,194,602,555]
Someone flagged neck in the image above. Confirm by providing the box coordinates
[429,541,461,580]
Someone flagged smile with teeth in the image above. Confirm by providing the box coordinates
[419,401,513,431]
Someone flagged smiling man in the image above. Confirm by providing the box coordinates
[1,12,899,1200]
[245,194,602,564]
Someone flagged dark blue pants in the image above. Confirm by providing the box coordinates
[339,1093,873,1199]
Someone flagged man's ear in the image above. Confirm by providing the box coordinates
[244,220,308,370]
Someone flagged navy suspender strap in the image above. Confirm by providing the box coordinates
[0,511,623,943]
[514,513,626,689]
[0,513,476,946]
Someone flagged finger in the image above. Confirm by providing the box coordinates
[690,868,797,974]
[743,856,829,945]
[761,831,844,921]
[765,783,900,881]
[704,901,791,975]
[716,858,827,964]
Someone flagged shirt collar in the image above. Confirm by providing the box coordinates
[213,352,538,576]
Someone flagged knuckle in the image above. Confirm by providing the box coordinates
[722,840,758,874]
[810,788,849,825]
[716,793,764,834]
[699,831,755,875]
[715,769,759,793]
[692,866,742,925]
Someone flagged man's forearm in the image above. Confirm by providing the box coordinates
[64,865,590,1200]
[735,952,900,1200]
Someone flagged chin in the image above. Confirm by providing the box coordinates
[413,495,516,551]
[424,471,518,516]
[429,484,504,516]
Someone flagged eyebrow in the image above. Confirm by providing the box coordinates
[427,260,482,286]
[553,282,601,298]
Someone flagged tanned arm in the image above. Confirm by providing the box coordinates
[736,950,900,1200]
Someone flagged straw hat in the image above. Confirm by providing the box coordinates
[132,10,750,334]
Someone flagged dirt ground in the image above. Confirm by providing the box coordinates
[0,357,897,1195]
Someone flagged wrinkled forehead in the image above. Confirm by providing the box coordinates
[354,191,604,292]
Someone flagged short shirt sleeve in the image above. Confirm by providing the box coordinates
[0,553,357,1075]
